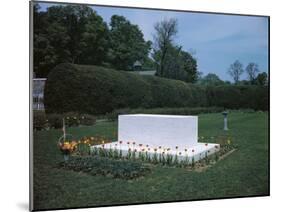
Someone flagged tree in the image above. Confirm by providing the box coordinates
[153,45,198,82]
[152,18,198,83]
[79,12,110,65]
[255,72,268,86]
[181,50,198,83]
[228,60,244,84]
[33,5,109,77]
[199,73,224,86]
[153,18,178,77]
[108,15,151,71]
[246,62,259,84]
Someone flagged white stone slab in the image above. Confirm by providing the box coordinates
[118,114,198,149]
[91,114,220,163]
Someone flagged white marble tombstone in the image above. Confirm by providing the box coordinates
[118,114,198,149]
[93,114,220,162]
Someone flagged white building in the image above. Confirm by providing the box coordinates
[33,78,46,110]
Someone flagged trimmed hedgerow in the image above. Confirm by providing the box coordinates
[44,63,152,115]
[105,106,224,121]
[44,63,268,115]
[58,156,151,180]
[206,85,268,111]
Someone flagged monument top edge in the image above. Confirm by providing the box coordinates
[118,114,198,118]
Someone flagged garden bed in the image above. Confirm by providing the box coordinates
[57,156,151,180]
[57,136,237,178]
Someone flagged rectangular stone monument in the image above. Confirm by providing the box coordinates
[93,114,220,162]
[118,114,198,149]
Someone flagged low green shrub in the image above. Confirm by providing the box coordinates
[47,113,63,129]
[59,156,151,179]
[64,112,80,127]
[33,111,96,130]
[79,114,96,126]
[33,111,48,130]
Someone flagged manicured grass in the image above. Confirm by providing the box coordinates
[33,111,269,210]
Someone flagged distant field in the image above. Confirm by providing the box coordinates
[33,111,269,210]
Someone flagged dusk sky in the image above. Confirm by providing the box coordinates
[39,2,269,81]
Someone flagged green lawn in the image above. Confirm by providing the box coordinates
[33,111,269,210]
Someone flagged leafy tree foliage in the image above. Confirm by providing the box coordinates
[255,72,268,86]
[199,73,224,86]
[33,6,151,77]
[108,15,151,71]
[228,60,244,84]
[34,5,110,77]
[181,51,198,83]
[153,46,197,82]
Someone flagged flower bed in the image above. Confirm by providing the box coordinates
[58,156,151,180]
[57,134,237,176]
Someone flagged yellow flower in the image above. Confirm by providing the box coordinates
[227,139,231,145]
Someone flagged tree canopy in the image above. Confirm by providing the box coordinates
[33,5,151,77]
[199,73,224,86]
[152,18,199,83]
[108,15,151,71]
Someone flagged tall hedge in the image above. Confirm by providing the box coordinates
[44,63,268,115]
[206,85,268,110]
